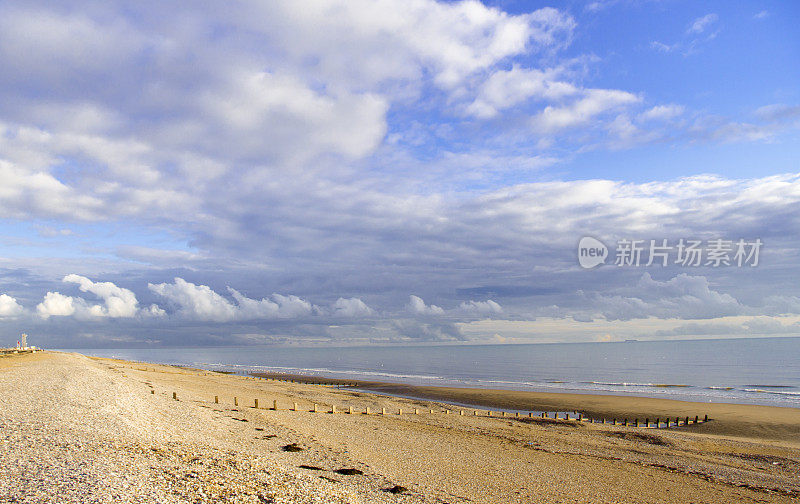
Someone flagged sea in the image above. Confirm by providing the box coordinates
[62,336,800,408]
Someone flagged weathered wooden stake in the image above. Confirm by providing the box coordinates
[381,407,386,415]
[415,408,419,415]
[398,408,402,415]
[704,414,708,422]
[254,399,259,409]
[173,392,177,400]
[331,405,336,414]
[348,406,353,414]
[214,395,219,404]
[313,403,318,413]
[366,406,370,415]
[293,402,298,411]
[273,399,277,410]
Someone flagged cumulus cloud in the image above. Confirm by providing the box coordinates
[36,292,77,319]
[331,297,374,318]
[581,273,744,321]
[63,274,139,318]
[148,279,238,322]
[36,275,162,320]
[459,300,503,315]
[0,294,24,318]
[407,295,444,315]
[148,278,375,322]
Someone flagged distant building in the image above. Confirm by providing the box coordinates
[21,333,27,350]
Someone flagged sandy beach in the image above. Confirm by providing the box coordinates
[2,351,799,503]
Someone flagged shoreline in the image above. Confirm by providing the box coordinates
[253,371,800,442]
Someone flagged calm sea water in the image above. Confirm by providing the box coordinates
[63,337,800,408]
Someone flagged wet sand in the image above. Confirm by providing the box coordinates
[3,352,799,503]
[254,372,800,443]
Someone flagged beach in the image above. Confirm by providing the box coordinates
[2,351,799,503]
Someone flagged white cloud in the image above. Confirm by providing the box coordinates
[531,89,641,133]
[459,299,503,315]
[0,294,24,318]
[640,104,685,121]
[754,10,769,20]
[407,295,444,315]
[331,297,374,317]
[36,275,156,320]
[149,278,238,322]
[581,273,744,321]
[688,13,718,34]
[36,292,77,319]
[63,274,139,318]
[148,278,325,321]
[465,65,579,118]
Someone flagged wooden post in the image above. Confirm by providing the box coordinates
[254,399,259,409]
[398,408,402,415]
[446,409,450,415]
[415,408,419,415]
[528,412,533,418]
[381,407,386,415]
[473,410,477,416]
[172,392,177,400]
[292,402,298,411]
[655,418,659,428]
[349,406,353,414]
[645,418,649,427]
[430,409,434,414]
[151,390,154,394]
[366,406,370,415]
[313,403,318,413]
[685,416,689,425]
[704,414,708,422]
[273,400,277,410]
[331,405,336,414]
[623,418,628,426]
[214,396,219,404]
[488,411,492,417]
[694,415,699,424]
[460,410,464,416]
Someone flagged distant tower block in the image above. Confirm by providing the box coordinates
[21,333,27,349]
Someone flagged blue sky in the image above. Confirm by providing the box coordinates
[0,0,799,347]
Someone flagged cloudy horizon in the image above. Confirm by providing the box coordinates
[1,0,799,348]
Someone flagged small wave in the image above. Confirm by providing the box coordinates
[581,381,689,388]
[706,386,734,391]
[744,388,800,397]
[744,384,795,389]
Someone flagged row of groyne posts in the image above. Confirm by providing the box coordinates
[160,373,710,430]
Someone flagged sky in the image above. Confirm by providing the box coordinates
[0,0,799,348]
